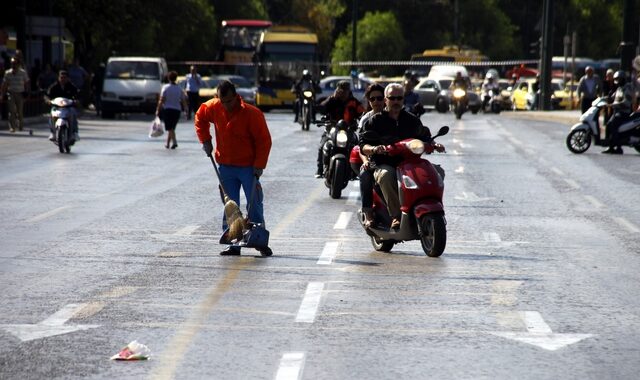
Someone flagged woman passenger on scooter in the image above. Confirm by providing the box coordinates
[355,83,386,228]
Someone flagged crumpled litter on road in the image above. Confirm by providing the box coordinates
[110,340,151,360]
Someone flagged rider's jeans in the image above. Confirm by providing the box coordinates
[373,164,400,220]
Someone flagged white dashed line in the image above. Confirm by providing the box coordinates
[26,205,72,223]
[174,225,200,235]
[333,212,352,229]
[550,166,565,176]
[483,232,502,242]
[275,352,306,380]
[295,282,324,323]
[346,191,360,206]
[583,195,604,209]
[454,166,465,174]
[317,242,339,265]
[613,217,640,233]
[563,178,581,189]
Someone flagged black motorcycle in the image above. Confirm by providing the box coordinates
[298,82,315,131]
[317,118,358,199]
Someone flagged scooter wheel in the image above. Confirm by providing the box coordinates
[566,129,591,154]
[371,235,394,252]
[419,214,446,257]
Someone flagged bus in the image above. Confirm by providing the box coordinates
[409,45,488,76]
[218,19,272,78]
[254,25,319,109]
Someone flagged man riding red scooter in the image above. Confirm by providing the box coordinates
[358,83,448,256]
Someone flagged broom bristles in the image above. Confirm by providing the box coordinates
[223,198,246,241]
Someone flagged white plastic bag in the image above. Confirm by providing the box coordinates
[149,117,164,138]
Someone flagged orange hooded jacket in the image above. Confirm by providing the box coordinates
[195,95,272,169]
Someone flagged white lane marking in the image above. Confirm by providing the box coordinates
[508,137,523,146]
[317,242,339,265]
[454,166,465,174]
[583,195,604,209]
[275,352,306,380]
[346,191,360,206]
[550,166,565,176]
[613,217,640,233]
[26,205,72,223]
[0,303,100,342]
[522,311,552,334]
[563,178,581,189]
[454,192,494,202]
[333,212,352,229]
[483,232,501,242]
[174,225,200,235]
[295,282,324,323]
[490,311,594,351]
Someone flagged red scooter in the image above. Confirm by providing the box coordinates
[358,126,449,257]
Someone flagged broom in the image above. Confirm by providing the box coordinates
[209,156,246,241]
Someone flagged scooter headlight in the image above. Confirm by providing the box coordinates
[303,90,313,98]
[336,130,348,147]
[405,139,425,155]
[453,88,466,98]
[402,175,419,189]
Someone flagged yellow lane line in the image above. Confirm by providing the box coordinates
[150,262,247,380]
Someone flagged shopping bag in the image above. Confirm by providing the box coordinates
[149,117,164,138]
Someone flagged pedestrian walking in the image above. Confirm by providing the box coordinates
[577,66,601,114]
[185,65,204,120]
[155,71,187,149]
[195,80,272,256]
[1,57,30,132]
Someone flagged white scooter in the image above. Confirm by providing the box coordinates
[50,97,76,154]
[566,97,640,154]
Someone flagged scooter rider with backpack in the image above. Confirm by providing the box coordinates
[603,70,634,154]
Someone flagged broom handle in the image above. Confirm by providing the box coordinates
[209,155,231,200]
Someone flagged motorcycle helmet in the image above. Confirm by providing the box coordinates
[613,70,626,85]
[302,69,311,80]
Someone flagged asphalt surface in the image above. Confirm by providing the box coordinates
[0,109,639,379]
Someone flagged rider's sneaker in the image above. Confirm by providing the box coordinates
[362,209,375,228]
[257,247,273,257]
[220,246,241,256]
[390,218,401,230]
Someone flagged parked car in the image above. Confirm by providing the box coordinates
[197,74,257,104]
[413,77,450,113]
[511,78,563,110]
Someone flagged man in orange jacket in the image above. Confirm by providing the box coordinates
[195,80,272,255]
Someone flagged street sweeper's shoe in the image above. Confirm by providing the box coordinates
[220,246,241,256]
[258,247,273,257]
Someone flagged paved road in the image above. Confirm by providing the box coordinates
[0,110,639,379]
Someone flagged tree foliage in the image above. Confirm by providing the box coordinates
[331,11,405,75]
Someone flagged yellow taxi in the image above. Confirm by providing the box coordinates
[511,78,564,110]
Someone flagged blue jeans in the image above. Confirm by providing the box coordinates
[219,165,265,232]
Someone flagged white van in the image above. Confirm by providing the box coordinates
[427,64,469,79]
[101,57,168,118]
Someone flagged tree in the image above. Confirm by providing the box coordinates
[331,11,405,75]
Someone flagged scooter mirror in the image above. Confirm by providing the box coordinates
[434,126,449,138]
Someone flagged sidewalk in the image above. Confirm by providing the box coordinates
[502,109,582,125]
[0,114,48,131]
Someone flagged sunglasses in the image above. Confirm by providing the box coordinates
[386,96,404,101]
[369,96,384,102]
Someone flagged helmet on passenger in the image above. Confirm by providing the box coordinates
[302,69,311,80]
[486,72,495,81]
[613,70,626,85]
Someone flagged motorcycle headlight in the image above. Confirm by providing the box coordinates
[402,175,419,189]
[336,130,348,147]
[453,88,466,98]
[303,90,313,98]
[405,139,425,155]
